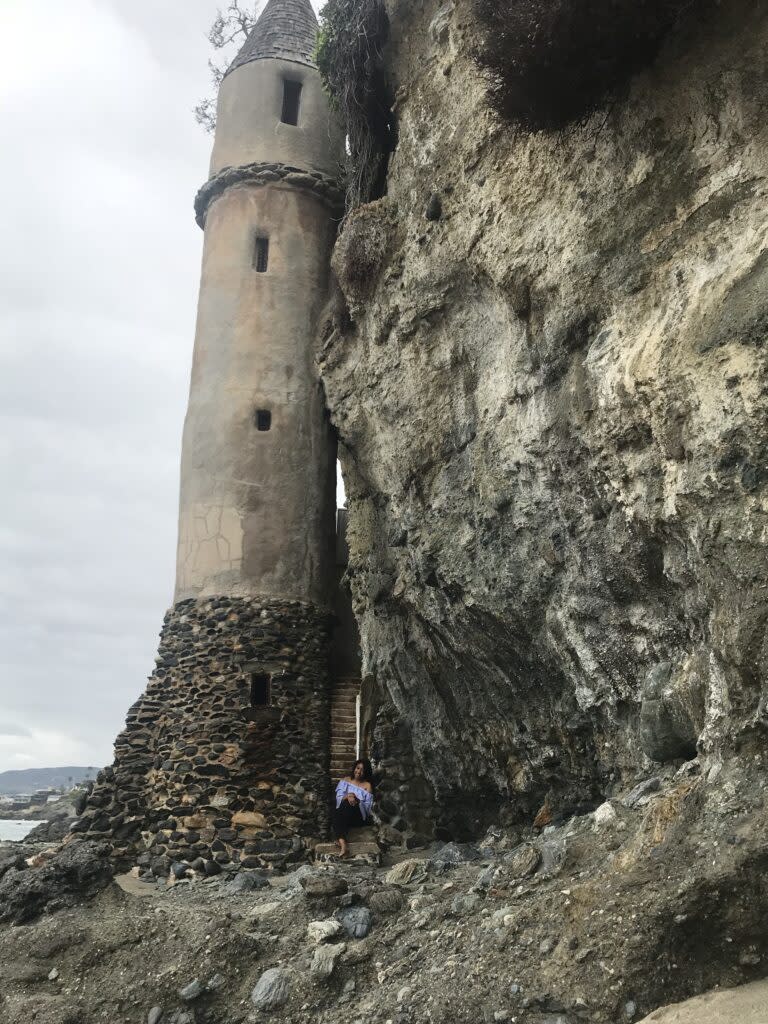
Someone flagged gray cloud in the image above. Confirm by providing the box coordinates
[0,0,260,770]
[1,0,329,772]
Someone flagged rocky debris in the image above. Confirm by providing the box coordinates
[537,838,567,878]
[365,887,404,916]
[0,840,112,925]
[451,892,481,917]
[385,859,428,886]
[593,802,618,828]
[307,918,344,944]
[430,842,481,868]
[0,849,28,881]
[623,778,663,809]
[311,942,346,983]
[1,766,768,1023]
[148,1008,163,1024]
[178,979,204,1001]
[251,967,290,1012]
[504,843,541,878]
[300,873,348,899]
[335,905,372,938]
[25,818,76,844]
[221,871,270,896]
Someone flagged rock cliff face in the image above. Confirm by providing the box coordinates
[321,0,768,836]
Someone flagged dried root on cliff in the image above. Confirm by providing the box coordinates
[473,0,702,129]
[316,0,395,208]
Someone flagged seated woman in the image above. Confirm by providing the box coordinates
[333,759,374,858]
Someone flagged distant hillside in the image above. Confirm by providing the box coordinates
[0,767,99,795]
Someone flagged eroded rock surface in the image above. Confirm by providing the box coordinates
[321,0,768,835]
[638,979,768,1023]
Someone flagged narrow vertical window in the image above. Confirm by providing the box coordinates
[255,409,271,432]
[254,236,269,273]
[281,80,302,126]
[250,674,271,707]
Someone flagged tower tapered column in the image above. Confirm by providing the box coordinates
[80,0,346,873]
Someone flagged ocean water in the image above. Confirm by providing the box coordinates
[0,820,36,842]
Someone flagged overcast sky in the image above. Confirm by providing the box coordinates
[0,0,326,773]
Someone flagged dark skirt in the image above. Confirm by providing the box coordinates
[333,800,365,839]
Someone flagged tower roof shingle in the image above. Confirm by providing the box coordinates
[227,0,319,75]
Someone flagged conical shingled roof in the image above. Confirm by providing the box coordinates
[227,0,319,74]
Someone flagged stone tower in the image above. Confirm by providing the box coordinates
[77,0,349,873]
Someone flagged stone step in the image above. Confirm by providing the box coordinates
[314,841,380,865]
[348,826,378,842]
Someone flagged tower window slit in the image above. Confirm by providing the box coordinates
[250,673,271,707]
[255,409,272,432]
[254,236,269,273]
[281,80,302,126]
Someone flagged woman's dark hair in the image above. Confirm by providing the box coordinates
[351,758,373,783]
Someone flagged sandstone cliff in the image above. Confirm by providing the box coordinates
[322,0,768,837]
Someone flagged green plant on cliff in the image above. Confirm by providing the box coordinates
[473,0,700,130]
[316,0,394,209]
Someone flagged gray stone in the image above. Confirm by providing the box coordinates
[504,843,541,878]
[336,905,373,939]
[623,777,662,809]
[366,888,404,915]
[251,967,290,1011]
[429,3,453,44]
[538,839,567,878]
[451,892,482,916]
[311,942,346,983]
[472,865,498,891]
[148,1009,163,1024]
[385,859,428,885]
[300,873,348,898]
[430,842,481,867]
[0,840,113,926]
[179,979,204,1001]
[222,871,270,895]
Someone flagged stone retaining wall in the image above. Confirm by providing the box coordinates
[77,597,333,873]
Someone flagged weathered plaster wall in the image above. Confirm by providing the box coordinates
[323,0,768,835]
[211,57,344,178]
[176,183,338,606]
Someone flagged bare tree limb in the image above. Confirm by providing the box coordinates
[194,1,265,133]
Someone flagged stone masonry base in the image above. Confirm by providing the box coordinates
[76,596,333,874]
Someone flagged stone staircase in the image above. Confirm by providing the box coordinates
[329,676,360,781]
[314,826,381,865]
